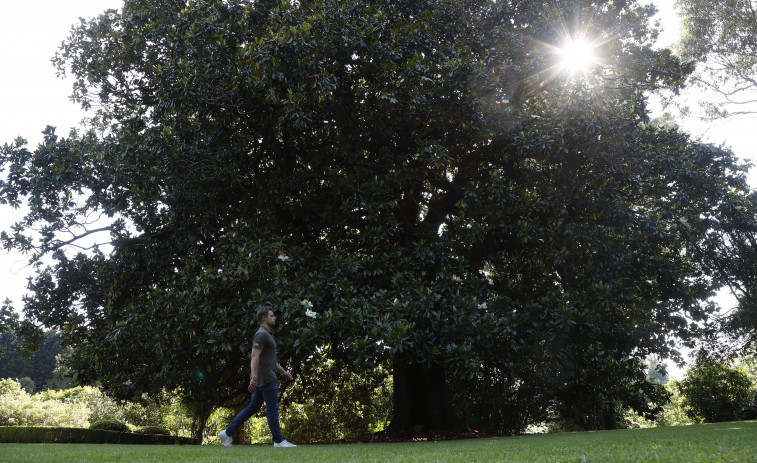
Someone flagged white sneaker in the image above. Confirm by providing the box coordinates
[274,439,297,448]
[218,430,232,447]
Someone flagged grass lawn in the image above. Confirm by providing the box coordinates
[2,421,755,462]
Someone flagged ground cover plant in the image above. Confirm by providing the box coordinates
[2,421,756,462]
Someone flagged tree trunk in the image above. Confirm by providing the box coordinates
[188,400,213,443]
[386,357,464,433]
[191,409,210,443]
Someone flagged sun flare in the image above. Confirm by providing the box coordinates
[558,38,597,75]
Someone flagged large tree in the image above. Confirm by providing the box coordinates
[1,0,754,435]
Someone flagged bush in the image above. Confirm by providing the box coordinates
[654,381,693,427]
[89,419,130,433]
[0,426,198,444]
[739,389,757,420]
[17,377,35,393]
[39,386,183,432]
[0,378,23,395]
[203,407,237,444]
[202,355,391,445]
[135,425,170,436]
[40,386,122,424]
[0,380,88,428]
[678,353,753,423]
[118,395,175,427]
[0,379,195,438]
[0,379,196,438]
[160,397,195,439]
[280,354,391,443]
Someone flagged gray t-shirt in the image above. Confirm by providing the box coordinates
[252,326,278,386]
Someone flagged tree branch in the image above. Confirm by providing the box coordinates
[47,226,113,252]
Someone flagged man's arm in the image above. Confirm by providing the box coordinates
[277,363,294,381]
[248,348,261,393]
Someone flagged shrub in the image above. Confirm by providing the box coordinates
[119,396,171,427]
[17,377,35,393]
[39,387,175,429]
[0,380,88,428]
[135,425,170,436]
[654,381,693,427]
[89,419,130,433]
[203,407,237,444]
[281,355,391,442]
[678,353,753,423]
[0,378,23,395]
[740,389,757,420]
[0,380,195,437]
[39,386,122,424]
[241,416,269,444]
[0,426,198,444]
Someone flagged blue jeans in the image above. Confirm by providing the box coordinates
[225,381,284,444]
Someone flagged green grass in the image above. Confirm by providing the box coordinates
[2,421,756,462]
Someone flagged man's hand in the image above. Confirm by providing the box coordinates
[276,363,294,382]
[248,377,258,393]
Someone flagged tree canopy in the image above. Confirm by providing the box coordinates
[1,0,755,435]
[676,0,757,118]
[673,0,757,355]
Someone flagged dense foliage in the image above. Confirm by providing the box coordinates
[678,352,754,422]
[281,352,392,441]
[0,378,88,428]
[0,376,386,444]
[0,378,177,430]
[0,330,69,392]
[652,381,694,427]
[2,0,756,434]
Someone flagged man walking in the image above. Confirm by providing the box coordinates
[218,306,297,447]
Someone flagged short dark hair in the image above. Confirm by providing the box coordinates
[256,306,273,323]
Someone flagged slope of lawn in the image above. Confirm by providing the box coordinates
[1,421,755,462]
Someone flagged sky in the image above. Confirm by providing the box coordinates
[0,1,754,376]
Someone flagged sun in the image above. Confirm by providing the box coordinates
[558,38,598,75]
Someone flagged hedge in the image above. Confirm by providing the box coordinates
[0,426,199,445]
[89,419,130,433]
[135,425,171,436]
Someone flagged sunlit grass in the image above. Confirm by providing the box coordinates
[2,421,756,462]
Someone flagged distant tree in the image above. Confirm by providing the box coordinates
[0,299,19,342]
[16,376,36,392]
[730,243,757,349]
[1,0,755,436]
[676,0,757,118]
[678,351,753,422]
[648,359,670,385]
[0,330,65,391]
[702,190,757,351]
[735,356,757,420]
